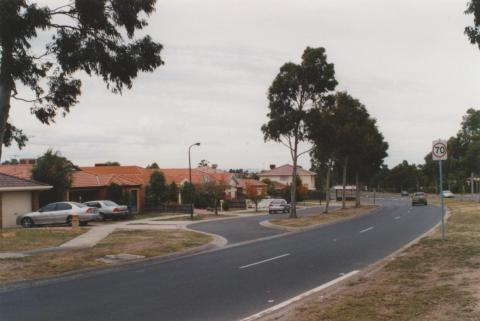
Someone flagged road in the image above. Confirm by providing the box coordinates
[0,197,441,321]
[189,206,329,244]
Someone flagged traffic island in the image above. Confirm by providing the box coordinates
[266,200,480,321]
[263,205,380,231]
[0,229,212,285]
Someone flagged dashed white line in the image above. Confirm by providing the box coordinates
[239,253,290,269]
[394,216,401,220]
[359,226,374,233]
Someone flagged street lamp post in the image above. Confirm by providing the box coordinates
[188,142,200,220]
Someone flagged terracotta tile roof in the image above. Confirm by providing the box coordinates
[0,172,50,189]
[271,181,288,190]
[237,178,267,189]
[73,166,144,188]
[259,164,316,177]
[0,164,34,180]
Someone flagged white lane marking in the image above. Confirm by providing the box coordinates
[359,226,374,233]
[240,270,359,321]
[239,253,290,269]
[394,216,401,220]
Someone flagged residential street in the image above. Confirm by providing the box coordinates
[0,197,440,321]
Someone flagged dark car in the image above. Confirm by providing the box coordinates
[412,192,427,206]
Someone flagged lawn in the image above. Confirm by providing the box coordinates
[274,200,480,321]
[0,228,86,252]
[269,205,379,229]
[0,229,212,284]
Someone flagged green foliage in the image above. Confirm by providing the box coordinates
[465,1,480,50]
[103,161,120,166]
[31,150,75,205]
[1,158,19,165]
[147,170,168,205]
[168,181,179,203]
[198,160,209,167]
[180,182,195,205]
[107,183,129,205]
[0,0,163,155]
[147,162,159,169]
[222,200,230,211]
[261,47,337,216]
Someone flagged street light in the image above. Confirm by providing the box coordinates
[188,142,200,220]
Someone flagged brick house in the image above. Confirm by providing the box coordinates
[258,164,317,190]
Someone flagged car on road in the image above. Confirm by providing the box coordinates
[268,199,290,214]
[412,192,428,206]
[441,190,455,198]
[84,200,130,220]
[400,191,409,197]
[16,202,100,228]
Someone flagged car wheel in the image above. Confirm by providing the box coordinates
[21,217,34,228]
[66,216,72,226]
[99,213,106,221]
[269,210,272,214]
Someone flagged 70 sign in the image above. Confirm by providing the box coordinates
[432,139,448,161]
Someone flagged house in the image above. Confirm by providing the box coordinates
[0,163,246,214]
[0,173,51,228]
[258,164,316,190]
[236,178,267,197]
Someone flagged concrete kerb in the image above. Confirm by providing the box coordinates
[244,206,451,321]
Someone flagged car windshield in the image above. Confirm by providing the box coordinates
[103,201,118,206]
[415,192,425,196]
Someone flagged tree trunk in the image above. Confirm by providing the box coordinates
[355,171,360,208]
[471,172,474,198]
[324,166,331,214]
[342,157,348,209]
[214,196,218,215]
[290,156,298,218]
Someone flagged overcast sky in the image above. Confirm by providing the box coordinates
[6,0,480,170]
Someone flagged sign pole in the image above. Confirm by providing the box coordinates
[432,139,447,241]
[439,159,445,241]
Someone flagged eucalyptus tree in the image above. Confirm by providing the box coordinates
[0,0,164,159]
[262,47,337,218]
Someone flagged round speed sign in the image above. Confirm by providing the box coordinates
[432,140,447,161]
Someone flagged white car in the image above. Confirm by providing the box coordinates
[442,190,455,198]
[84,200,130,220]
[16,202,99,228]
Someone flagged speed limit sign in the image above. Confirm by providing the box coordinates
[432,139,447,161]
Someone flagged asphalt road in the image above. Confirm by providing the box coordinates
[0,197,441,321]
[189,206,329,244]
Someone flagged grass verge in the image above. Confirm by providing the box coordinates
[0,229,211,284]
[269,205,378,229]
[272,200,480,321]
[0,228,86,252]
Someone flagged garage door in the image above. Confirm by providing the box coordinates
[2,192,32,228]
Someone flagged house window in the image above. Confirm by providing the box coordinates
[280,176,288,181]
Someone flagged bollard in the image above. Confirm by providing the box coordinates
[71,214,80,230]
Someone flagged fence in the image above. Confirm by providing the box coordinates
[227,199,247,210]
[144,203,191,213]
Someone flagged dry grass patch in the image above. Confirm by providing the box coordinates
[271,200,480,321]
[0,228,86,252]
[269,205,379,229]
[0,229,211,284]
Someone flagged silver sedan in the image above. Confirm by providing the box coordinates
[16,202,100,228]
[84,200,130,220]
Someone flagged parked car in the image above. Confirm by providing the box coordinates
[441,190,455,198]
[16,202,99,228]
[268,199,290,214]
[84,200,130,220]
[400,191,409,197]
[412,192,428,206]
